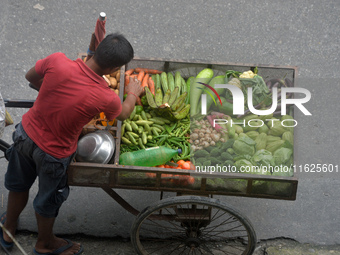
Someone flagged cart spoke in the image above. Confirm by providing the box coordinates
[131,197,256,255]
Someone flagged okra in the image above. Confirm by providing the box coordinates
[138,126,144,134]
[145,113,152,119]
[157,136,167,146]
[146,142,157,147]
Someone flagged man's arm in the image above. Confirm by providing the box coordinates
[25,66,43,90]
[115,76,144,121]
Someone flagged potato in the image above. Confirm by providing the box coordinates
[110,70,119,77]
[114,89,119,95]
[109,77,117,89]
[117,82,120,90]
[116,71,121,81]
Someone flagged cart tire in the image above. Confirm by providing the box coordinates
[131,195,256,255]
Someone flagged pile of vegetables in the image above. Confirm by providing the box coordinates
[144,70,191,121]
[116,64,296,193]
[120,104,192,162]
[192,69,295,178]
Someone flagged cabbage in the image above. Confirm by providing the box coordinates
[235,159,253,171]
[252,149,275,168]
[232,134,256,156]
[273,147,293,166]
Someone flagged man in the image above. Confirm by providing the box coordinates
[1,33,143,255]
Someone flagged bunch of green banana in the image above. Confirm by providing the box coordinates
[144,71,191,121]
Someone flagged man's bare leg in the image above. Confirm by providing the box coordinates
[3,190,29,242]
[34,212,81,255]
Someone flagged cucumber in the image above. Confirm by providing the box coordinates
[155,74,161,90]
[174,71,182,96]
[135,120,154,126]
[148,118,165,125]
[190,68,214,117]
[121,137,132,145]
[167,73,175,91]
[205,75,225,112]
[185,76,194,104]
[160,72,168,94]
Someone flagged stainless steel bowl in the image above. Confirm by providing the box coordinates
[75,130,115,164]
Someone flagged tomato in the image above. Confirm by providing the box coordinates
[175,166,182,169]
[176,160,185,166]
[187,176,195,184]
[181,162,191,170]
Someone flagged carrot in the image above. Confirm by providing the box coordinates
[125,69,135,76]
[125,75,130,86]
[142,74,150,89]
[137,71,145,82]
[148,77,155,95]
[135,68,163,75]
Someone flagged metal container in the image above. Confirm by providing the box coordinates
[75,130,115,164]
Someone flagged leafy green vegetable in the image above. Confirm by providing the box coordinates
[252,149,275,168]
[273,147,293,166]
[210,148,220,157]
[233,134,256,156]
[235,159,253,170]
[239,75,271,106]
[194,150,210,158]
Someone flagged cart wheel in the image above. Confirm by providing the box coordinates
[131,195,256,255]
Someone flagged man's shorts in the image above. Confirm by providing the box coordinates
[5,123,74,218]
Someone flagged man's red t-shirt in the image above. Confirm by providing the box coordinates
[22,52,122,158]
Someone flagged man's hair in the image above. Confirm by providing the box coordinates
[93,33,134,69]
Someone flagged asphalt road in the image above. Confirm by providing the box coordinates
[0,0,339,250]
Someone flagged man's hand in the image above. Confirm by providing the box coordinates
[115,77,143,121]
[26,66,43,90]
[125,76,143,97]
